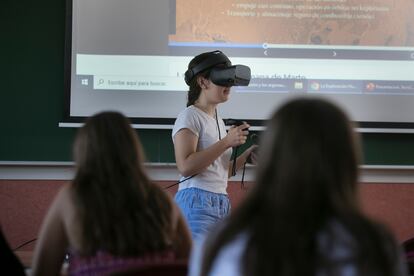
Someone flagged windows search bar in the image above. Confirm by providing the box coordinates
[93,75,186,91]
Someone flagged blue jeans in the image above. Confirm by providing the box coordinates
[175,187,230,240]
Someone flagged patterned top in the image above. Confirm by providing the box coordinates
[67,249,178,276]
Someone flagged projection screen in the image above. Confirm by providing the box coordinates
[63,0,414,130]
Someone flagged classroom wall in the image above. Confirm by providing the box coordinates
[2,178,414,252]
[2,0,414,259]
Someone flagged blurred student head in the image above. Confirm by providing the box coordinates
[254,97,360,219]
[200,98,402,276]
[32,111,192,276]
[72,111,172,256]
[74,111,147,184]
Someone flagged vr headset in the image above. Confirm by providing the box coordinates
[184,50,251,87]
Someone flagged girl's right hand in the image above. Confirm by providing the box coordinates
[225,123,250,148]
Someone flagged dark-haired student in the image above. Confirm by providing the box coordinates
[172,50,257,241]
[31,111,191,276]
[0,228,25,275]
[189,97,408,276]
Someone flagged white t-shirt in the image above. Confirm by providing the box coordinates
[188,221,408,276]
[172,105,232,194]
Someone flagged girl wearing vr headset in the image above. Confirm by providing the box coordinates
[172,50,256,240]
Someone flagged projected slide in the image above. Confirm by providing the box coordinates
[67,0,414,127]
[171,0,413,47]
[168,0,414,95]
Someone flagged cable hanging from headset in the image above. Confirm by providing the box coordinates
[164,174,196,190]
[13,238,37,251]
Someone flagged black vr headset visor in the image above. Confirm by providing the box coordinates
[184,50,251,87]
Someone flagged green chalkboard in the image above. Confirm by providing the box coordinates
[2,0,414,164]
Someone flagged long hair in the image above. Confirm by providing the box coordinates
[201,98,399,276]
[72,111,173,256]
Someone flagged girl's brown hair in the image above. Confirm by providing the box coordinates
[72,111,173,256]
[201,98,400,276]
